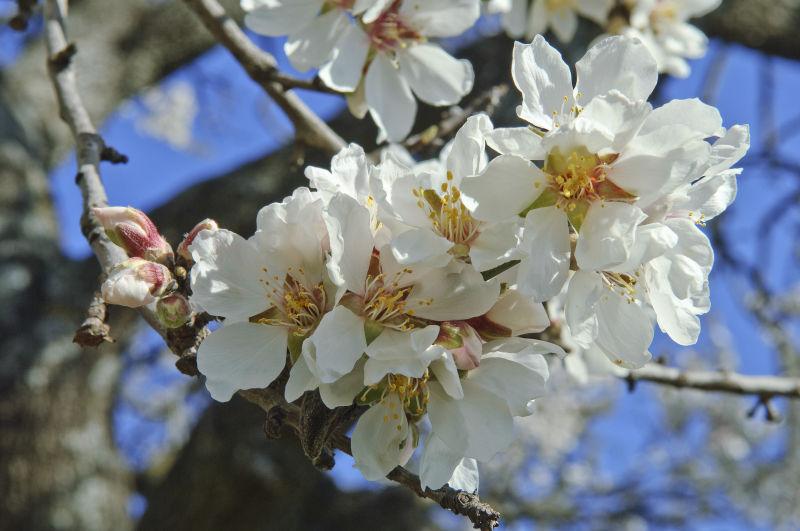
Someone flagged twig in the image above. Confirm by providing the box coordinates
[622,364,800,398]
[9,0,37,31]
[181,0,345,155]
[73,290,113,346]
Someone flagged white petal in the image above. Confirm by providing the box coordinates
[325,193,374,298]
[512,36,573,130]
[550,7,578,42]
[517,206,571,302]
[575,35,658,103]
[318,24,370,92]
[575,90,652,152]
[366,54,417,142]
[484,127,545,159]
[390,227,454,268]
[565,271,602,347]
[575,202,647,271]
[471,338,551,416]
[430,351,464,399]
[397,44,474,106]
[197,322,289,402]
[285,351,319,403]
[285,9,348,71]
[486,288,551,335]
[189,229,269,323]
[428,380,514,462]
[310,306,367,383]
[406,265,500,321]
[420,434,467,491]
[594,290,654,369]
[446,114,492,179]
[576,0,614,24]
[469,219,521,272]
[448,458,479,493]
[639,98,723,139]
[460,155,547,222]
[351,393,409,480]
[646,258,702,345]
[706,124,749,176]
[320,358,366,408]
[399,0,481,37]
[244,0,322,36]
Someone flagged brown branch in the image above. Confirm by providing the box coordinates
[181,0,345,155]
[622,364,800,399]
[9,0,37,31]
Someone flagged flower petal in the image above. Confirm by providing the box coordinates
[310,306,367,383]
[512,35,573,130]
[244,0,322,36]
[352,392,409,480]
[366,54,417,142]
[318,24,371,92]
[285,9,349,71]
[197,322,289,402]
[575,35,658,104]
[575,202,647,271]
[397,44,474,107]
[461,155,547,222]
[517,206,571,302]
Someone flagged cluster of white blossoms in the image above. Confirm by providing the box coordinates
[488,0,721,77]
[242,0,480,142]
[186,33,747,491]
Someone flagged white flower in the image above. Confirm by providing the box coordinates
[190,188,331,401]
[489,0,614,42]
[307,192,500,384]
[323,0,479,142]
[614,0,722,78]
[420,338,557,489]
[242,0,388,72]
[372,114,521,272]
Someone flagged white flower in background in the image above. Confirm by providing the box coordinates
[190,188,331,401]
[611,0,722,78]
[488,0,614,42]
[242,0,390,72]
[243,0,479,142]
[372,114,521,272]
[304,192,500,385]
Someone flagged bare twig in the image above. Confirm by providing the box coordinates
[181,0,345,155]
[623,364,800,399]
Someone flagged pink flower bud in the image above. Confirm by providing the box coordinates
[156,293,192,328]
[177,218,218,261]
[448,322,483,371]
[93,206,173,264]
[101,258,172,308]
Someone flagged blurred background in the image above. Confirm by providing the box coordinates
[1,0,799,529]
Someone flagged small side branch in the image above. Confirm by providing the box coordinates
[623,364,800,399]
[181,0,345,155]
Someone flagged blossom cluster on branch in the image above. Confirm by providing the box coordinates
[149,34,743,490]
[88,0,746,500]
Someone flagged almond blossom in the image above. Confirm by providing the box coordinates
[190,188,331,401]
[488,0,614,42]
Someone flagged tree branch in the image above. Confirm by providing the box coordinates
[623,364,800,399]
[181,0,345,155]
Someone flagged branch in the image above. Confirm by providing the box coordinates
[622,364,800,399]
[181,0,345,155]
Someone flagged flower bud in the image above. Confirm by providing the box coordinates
[177,218,218,262]
[93,206,173,264]
[156,293,192,328]
[101,258,172,308]
[438,322,482,371]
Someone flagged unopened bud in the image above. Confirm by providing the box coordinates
[438,322,482,371]
[93,206,173,264]
[101,258,172,308]
[177,218,218,262]
[156,293,192,328]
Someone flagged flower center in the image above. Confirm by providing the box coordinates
[413,171,481,258]
[360,372,430,418]
[362,258,420,331]
[366,2,422,52]
[601,270,640,302]
[545,146,613,205]
[254,268,326,335]
[651,1,678,26]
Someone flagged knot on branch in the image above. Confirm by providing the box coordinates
[49,42,77,72]
[264,407,287,440]
[9,0,37,31]
[73,291,113,347]
[437,489,500,530]
[100,145,129,164]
